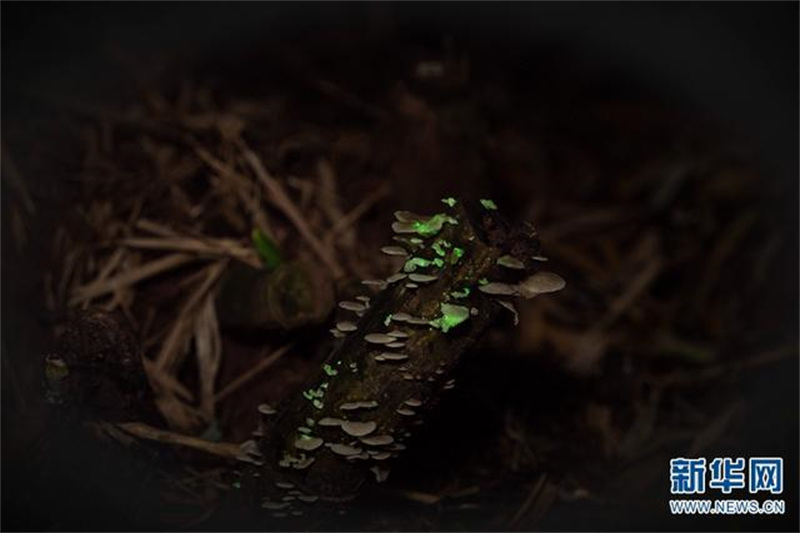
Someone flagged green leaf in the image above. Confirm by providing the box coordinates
[251,228,282,271]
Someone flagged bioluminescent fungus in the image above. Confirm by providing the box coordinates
[403,257,433,272]
[479,198,498,210]
[441,197,457,208]
[429,303,470,333]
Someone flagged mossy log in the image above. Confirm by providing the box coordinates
[242,199,563,513]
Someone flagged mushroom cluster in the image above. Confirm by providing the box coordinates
[241,197,564,515]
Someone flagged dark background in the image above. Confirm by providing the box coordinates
[2,2,798,531]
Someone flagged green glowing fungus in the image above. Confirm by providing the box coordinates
[411,213,457,237]
[441,197,457,208]
[479,199,498,210]
[403,256,433,272]
[451,287,471,299]
[431,239,452,257]
[429,303,471,333]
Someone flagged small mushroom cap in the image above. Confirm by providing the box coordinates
[478,282,516,295]
[387,330,409,338]
[404,398,423,407]
[371,451,392,460]
[394,210,425,222]
[376,352,409,361]
[359,434,394,446]
[408,273,437,283]
[381,246,408,257]
[336,321,358,332]
[339,400,378,410]
[386,273,408,284]
[362,279,388,288]
[404,283,419,289]
[385,341,406,349]
[318,417,345,426]
[328,443,363,456]
[365,333,396,344]
[517,271,566,298]
[392,221,417,234]
[341,420,378,437]
[396,407,416,416]
[262,501,291,510]
[339,301,367,312]
[497,255,525,269]
[257,403,277,415]
[294,436,324,451]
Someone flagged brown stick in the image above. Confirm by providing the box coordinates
[115,422,241,460]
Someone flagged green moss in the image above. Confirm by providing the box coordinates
[478,277,489,285]
[433,258,445,268]
[312,399,324,410]
[384,314,393,326]
[323,364,338,377]
[449,247,465,265]
[441,197,457,208]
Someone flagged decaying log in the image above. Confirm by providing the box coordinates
[240,198,565,514]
